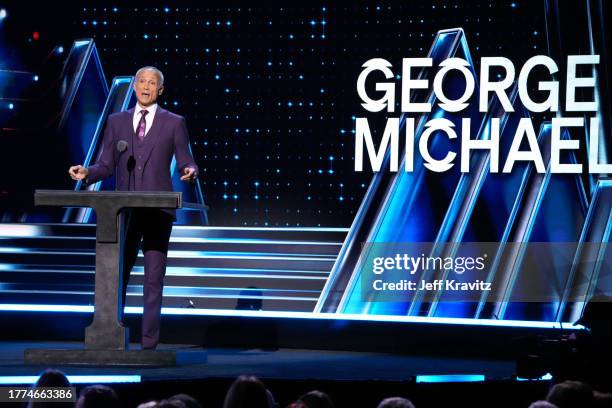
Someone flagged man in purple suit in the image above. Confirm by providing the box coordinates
[68,66,198,350]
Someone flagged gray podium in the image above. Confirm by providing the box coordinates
[25,190,181,366]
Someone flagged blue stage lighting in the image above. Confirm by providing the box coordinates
[516,373,553,381]
[0,9,6,19]
[0,375,141,385]
[0,304,582,329]
[416,375,485,383]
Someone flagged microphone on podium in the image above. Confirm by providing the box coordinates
[116,140,128,153]
[116,140,135,190]
[117,140,135,172]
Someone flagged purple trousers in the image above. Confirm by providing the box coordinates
[121,208,173,349]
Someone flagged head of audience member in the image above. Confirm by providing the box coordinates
[266,389,279,408]
[76,385,119,408]
[137,402,158,408]
[168,394,202,408]
[376,397,416,408]
[298,390,335,408]
[286,403,308,408]
[223,375,272,408]
[547,381,594,408]
[529,401,558,408]
[27,369,74,408]
[34,368,72,387]
[593,392,612,408]
[155,400,186,408]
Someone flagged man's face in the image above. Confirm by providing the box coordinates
[134,70,163,107]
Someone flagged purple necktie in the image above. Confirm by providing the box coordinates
[137,110,149,141]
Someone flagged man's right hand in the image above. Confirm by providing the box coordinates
[68,165,89,181]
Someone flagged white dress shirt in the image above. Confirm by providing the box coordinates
[133,103,158,137]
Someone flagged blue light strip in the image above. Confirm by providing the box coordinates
[167,271,327,280]
[0,236,343,246]
[0,375,141,385]
[0,265,91,273]
[0,235,93,240]
[161,266,329,277]
[0,305,96,312]
[163,271,328,280]
[0,225,44,237]
[0,290,319,301]
[0,248,91,255]
[174,226,349,232]
[0,290,93,295]
[0,304,581,329]
[140,287,319,301]
[0,247,29,253]
[516,373,553,382]
[165,251,335,261]
[416,375,485,383]
[0,247,336,261]
[0,224,348,237]
[169,237,343,245]
[0,264,330,276]
[74,40,91,47]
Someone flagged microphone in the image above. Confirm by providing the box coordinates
[116,140,128,153]
[116,139,135,190]
[117,140,135,171]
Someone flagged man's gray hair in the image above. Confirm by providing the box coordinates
[135,66,164,86]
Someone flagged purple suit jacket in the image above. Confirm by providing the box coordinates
[87,106,198,217]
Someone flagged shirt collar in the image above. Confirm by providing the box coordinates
[135,103,158,116]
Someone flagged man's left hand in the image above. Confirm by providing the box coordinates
[180,167,198,182]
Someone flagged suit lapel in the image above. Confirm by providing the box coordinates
[123,107,135,138]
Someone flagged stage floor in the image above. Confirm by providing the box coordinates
[0,341,516,383]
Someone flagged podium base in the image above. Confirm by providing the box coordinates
[24,348,176,366]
